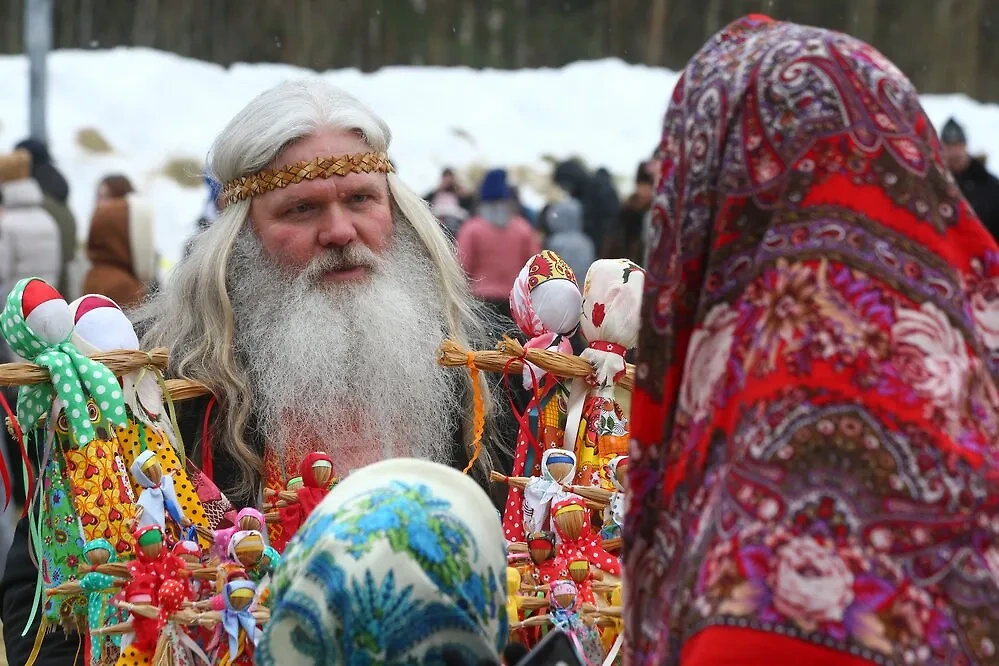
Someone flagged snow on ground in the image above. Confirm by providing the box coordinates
[0,47,998,269]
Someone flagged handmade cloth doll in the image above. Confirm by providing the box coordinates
[70,294,217,538]
[228,530,265,568]
[522,449,578,535]
[257,458,508,665]
[0,278,133,628]
[550,496,620,599]
[208,580,262,666]
[513,579,605,664]
[130,449,191,533]
[503,251,582,542]
[43,539,129,666]
[565,455,629,539]
[564,259,644,488]
[111,526,179,664]
[249,546,281,585]
[210,508,266,559]
[268,452,337,552]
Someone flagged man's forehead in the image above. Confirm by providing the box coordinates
[262,169,386,201]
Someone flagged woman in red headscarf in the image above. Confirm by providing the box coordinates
[625,14,999,666]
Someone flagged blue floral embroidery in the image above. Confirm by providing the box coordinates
[261,479,505,665]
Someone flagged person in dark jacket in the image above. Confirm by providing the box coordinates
[601,161,655,266]
[552,159,620,249]
[940,117,999,242]
[1,79,515,666]
[425,167,476,213]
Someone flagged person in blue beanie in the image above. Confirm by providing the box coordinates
[456,169,540,321]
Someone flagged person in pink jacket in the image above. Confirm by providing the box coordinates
[457,168,540,320]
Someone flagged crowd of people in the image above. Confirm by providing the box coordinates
[2,12,999,666]
[426,158,658,322]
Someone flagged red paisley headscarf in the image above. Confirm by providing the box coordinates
[625,15,999,666]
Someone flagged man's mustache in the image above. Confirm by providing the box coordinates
[305,243,381,278]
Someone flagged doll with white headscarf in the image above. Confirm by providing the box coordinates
[258,458,509,666]
[130,449,192,533]
[564,259,645,488]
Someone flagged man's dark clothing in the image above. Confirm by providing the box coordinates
[2,388,514,665]
[954,158,999,242]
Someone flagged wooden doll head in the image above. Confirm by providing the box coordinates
[237,508,264,532]
[287,476,305,491]
[312,459,333,488]
[543,450,576,484]
[84,539,113,566]
[609,455,629,491]
[568,558,590,584]
[226,580,257,612]
[231,531,265,567]
[550,579,578,611]
[136,526,164,559]
[132,450,164,488]
[527,531,555,565]
[552,499,586,541]
[302,452,336,489]
[172,540,202,565]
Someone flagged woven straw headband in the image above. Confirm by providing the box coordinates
[219,151,395,208]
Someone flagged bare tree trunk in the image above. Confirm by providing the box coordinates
[131,0,157,46]
[646,0,671,66]
[847,0,878,43]
[702,0,723,44]
[78,0,94,47]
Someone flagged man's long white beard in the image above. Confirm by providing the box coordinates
[227,221,462,474]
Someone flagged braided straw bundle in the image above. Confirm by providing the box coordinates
[220,151,395,208]
[438,337,635,393]
[0,348,210,432]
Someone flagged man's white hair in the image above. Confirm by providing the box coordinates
[133,80,498,497]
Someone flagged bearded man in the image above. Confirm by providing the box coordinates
[1,80,509,666]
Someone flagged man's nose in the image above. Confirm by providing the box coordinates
[315,207,358,248]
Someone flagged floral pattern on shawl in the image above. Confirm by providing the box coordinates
[258,458,508,665]
[625,14,999,666]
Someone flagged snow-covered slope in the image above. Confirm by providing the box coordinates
[0,47,997,268]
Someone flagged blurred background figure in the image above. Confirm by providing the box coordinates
[426,166,476,213]
[431,190,470,239]
[940,117,999,241]
[0,149,62,304]
[13,139,76,298]
[0,148,60,524]
[457,168,540,321]
[543,197,593,281]
[82,189,157,310]
[601,159,656,265]
[184,173,221,259]
[96,173,135,201]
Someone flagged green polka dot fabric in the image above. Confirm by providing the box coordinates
[0,279,129,446]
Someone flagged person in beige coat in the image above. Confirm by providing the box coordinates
[0,151,62,303]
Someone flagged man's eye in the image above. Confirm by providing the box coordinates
[288,203,314,214]
[349,194,369,204]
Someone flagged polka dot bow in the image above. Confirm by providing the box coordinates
[0,278,128,445]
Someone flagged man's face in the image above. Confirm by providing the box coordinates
[943,142,970,173]
[249,129,394,285]
[440,170,455,190]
